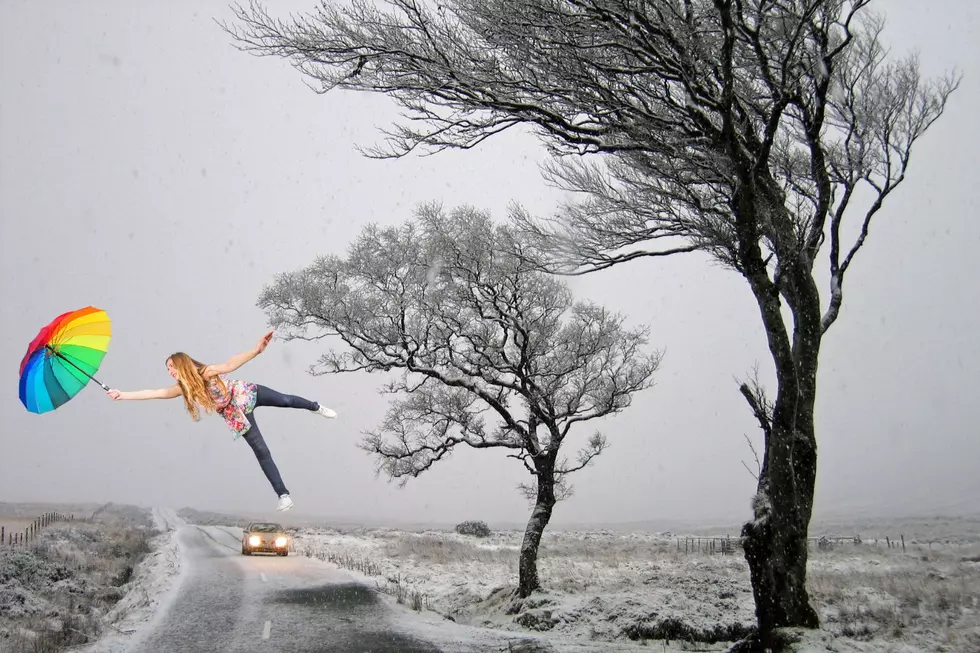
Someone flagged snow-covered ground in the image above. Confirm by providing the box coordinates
[5,505,978,652]
[74,508,186,653]
[0,504,180,653]
[288,526,980,653]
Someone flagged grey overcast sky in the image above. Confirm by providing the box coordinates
[1,0,977,528]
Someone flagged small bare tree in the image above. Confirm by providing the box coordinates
[257,204,660,598]
[223,2,958,642]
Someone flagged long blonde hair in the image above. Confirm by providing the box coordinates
[167,352,227,421]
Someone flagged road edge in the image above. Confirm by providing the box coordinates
[76,507,189,653]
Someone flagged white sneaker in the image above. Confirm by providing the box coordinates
[276,494,294,512]
[315,405,338,419]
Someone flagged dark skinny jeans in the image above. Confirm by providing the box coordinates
[241,385,319,497]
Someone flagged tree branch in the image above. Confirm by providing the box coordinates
[741,432,761,481]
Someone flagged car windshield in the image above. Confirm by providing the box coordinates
[249,523,283,533]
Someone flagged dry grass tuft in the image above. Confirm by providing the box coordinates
[537,532,677,562]
[381,533,515,565]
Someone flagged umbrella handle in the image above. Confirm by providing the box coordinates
[46,346,110,392]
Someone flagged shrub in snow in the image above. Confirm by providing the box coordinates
[0,551,50,586]
[455,520,492,538]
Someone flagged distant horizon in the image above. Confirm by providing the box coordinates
[5,497,979,537]
[168,504,980,534]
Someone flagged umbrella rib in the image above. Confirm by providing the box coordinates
[46,345,109,391]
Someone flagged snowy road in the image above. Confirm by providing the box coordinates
[130,522,441,653]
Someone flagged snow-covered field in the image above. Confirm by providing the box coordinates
[4,503,978,652]
[288,524,980,652]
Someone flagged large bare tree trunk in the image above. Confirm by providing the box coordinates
[739,258,822,647]
[517,457,557,598]
[741,418,820,641]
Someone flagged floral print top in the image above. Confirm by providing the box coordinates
[207,374,257,438]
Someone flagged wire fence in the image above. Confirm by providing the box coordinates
[1,511,74,547]
[676,533,918,555]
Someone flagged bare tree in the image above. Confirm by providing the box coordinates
[223,0,958,643]
[256,204,660,598]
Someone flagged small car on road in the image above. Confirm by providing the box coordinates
[241,521,291,556]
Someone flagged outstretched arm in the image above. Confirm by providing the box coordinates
[202,330,274,378]
[109,386,181,401]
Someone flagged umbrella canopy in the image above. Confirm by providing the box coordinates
[19,306,112,414]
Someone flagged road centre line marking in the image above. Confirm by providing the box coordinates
[260,572,267,582]
[262,621,271,640]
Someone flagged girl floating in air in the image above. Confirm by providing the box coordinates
[107,330,337,512]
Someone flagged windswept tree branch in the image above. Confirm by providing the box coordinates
[360,383,523,485]
[556,432,608,475]
[819,30,960,332]
[224,0,955,299]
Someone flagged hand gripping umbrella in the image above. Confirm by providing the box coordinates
[19,306,112,414]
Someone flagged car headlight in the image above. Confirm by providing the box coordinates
[248,535,262,546]
[274,537,288,547]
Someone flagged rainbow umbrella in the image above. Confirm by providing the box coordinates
[19,306,112,414]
